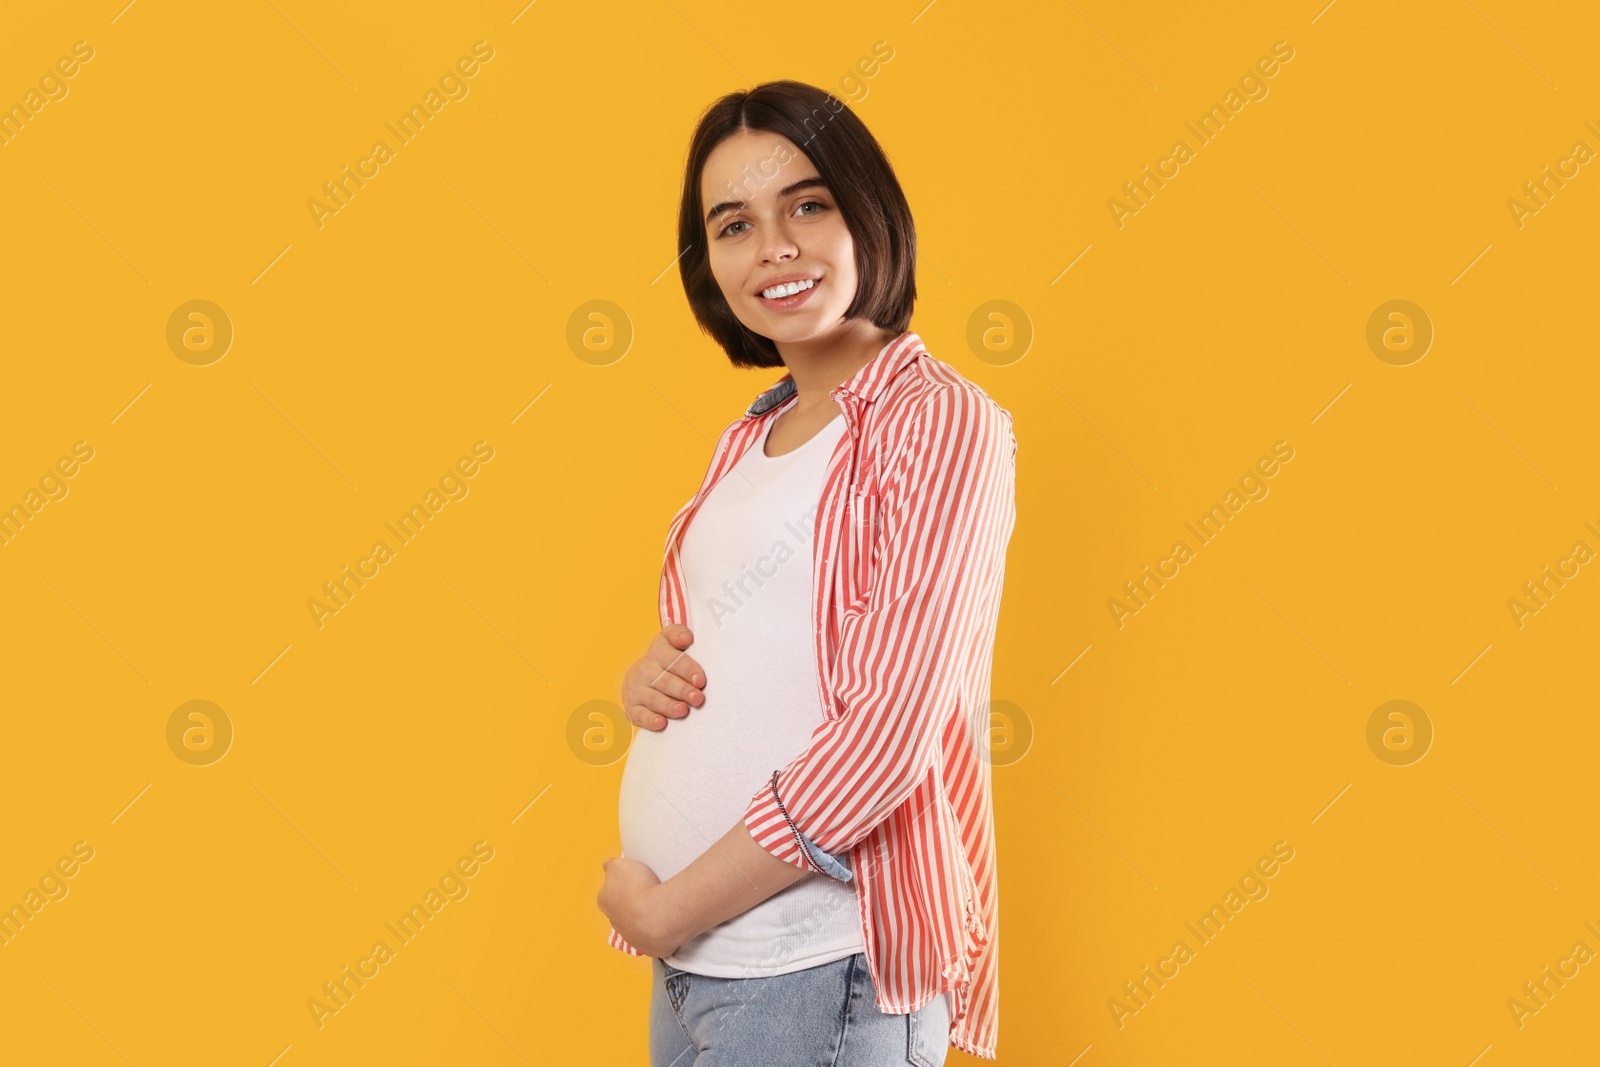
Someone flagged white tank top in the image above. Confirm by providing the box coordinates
[616,409,864,977]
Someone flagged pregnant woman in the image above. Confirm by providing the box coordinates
[595,79,1018,1065]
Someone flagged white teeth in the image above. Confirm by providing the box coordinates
[761,278,816,299]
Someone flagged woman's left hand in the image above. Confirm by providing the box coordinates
[597,856,678,958]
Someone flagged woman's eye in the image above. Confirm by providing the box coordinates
[717,202,825,237]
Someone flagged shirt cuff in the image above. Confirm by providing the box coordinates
[797,827,854,882]
[746,769,855,883]
[608,925,644,955]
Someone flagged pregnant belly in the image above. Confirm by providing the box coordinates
[617,661,825,882]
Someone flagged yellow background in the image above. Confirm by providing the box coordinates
[1,0,1596,1063]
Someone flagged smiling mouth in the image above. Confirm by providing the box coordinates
[757,277,820,303]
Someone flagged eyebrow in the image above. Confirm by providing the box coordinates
[704,177,829,226]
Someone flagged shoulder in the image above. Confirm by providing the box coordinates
[876,351,1017,465]
[709,406,766,463]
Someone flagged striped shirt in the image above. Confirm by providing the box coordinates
[608,330,1017,1059]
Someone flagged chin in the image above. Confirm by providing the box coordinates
[756,307,840,335]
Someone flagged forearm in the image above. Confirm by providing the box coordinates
[655,818,810,949]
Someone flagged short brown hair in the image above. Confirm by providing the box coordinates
[677,80,917,369]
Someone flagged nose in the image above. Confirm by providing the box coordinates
[759,216,800,265]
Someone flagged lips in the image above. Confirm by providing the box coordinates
[757,277,821,310]
[755,272,822,298]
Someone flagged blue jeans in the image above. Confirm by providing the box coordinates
[650,952,950,1066]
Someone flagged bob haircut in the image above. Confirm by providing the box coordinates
[677,79,917,369]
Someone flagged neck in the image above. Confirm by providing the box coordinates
[774,322,901,413]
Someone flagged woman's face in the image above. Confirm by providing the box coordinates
[698,130,860,347]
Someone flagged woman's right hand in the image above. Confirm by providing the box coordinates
[621,623,706,731]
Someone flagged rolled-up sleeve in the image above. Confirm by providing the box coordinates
[741,386,1018,875]
[608,925,644,955]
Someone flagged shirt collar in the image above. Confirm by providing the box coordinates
[744,331,925,418]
